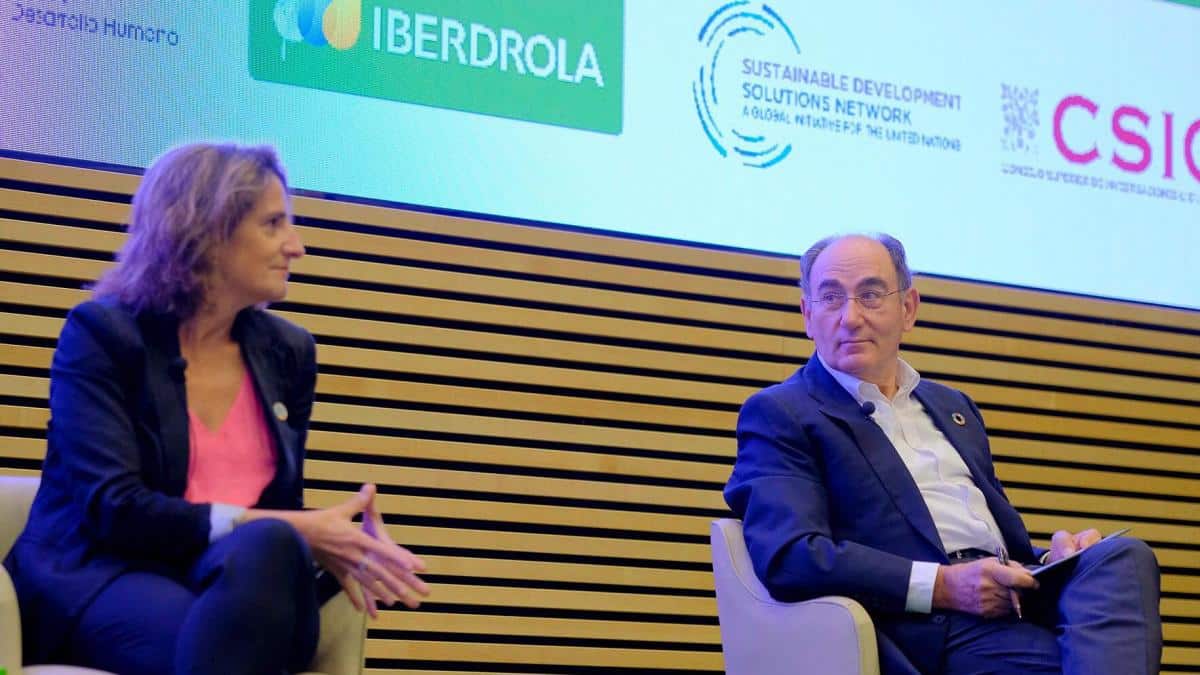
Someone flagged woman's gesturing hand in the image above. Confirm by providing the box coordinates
[288,484,429,617]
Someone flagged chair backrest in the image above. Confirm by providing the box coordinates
[0,476,40,558]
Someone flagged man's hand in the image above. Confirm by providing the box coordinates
[932,558,1038,618]
[1046,528,1101,564]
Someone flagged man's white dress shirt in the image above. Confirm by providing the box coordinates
[818,353,1005,613]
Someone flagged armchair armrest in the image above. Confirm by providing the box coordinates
[302,591,367,675]
[711,519,879,675]
[1,563,23,675]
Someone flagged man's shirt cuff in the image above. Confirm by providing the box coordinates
[209,503,247,542]
[906,561,939,613]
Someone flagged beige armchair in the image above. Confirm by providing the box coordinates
[0,475,366,675]
[711,518,880,675]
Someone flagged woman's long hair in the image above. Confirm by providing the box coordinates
[92,142,288,320]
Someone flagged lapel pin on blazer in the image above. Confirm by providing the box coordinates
[272,401,289,422]
[951,412,966,426]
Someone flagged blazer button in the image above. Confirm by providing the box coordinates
[933,615,946,624]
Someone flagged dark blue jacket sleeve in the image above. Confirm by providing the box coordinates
[724,388,913,613]
[50,302,211,562]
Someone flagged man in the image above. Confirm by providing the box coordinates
[724,234,1161,675]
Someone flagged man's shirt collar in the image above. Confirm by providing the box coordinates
[816,351,920,405]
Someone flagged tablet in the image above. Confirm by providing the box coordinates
[1029,527,1132,588]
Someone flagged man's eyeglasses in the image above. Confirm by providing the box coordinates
[808,288,904,311]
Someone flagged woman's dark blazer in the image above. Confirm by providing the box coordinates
[3,299,317,664]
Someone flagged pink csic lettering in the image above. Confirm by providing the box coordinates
[1053,95,1099,164]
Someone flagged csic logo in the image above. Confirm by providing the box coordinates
[1053,94,1200,183]
[692,2,799,168]
[273,0,361,56]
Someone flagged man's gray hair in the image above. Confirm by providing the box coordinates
[799,233,913,296]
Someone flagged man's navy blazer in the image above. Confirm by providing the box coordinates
[3,299,317,664]
[724,355,1039,673]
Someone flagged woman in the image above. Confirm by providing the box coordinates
[3,142,428,674]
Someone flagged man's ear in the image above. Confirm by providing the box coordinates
[901,286,920,332]
[800,296,813,339]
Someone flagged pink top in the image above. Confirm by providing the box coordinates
[184,370,278,506]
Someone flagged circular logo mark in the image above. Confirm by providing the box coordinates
[693,2,800,168]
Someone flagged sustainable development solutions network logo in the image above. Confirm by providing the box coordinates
[691,1,967,170]
[692,2,800,169]
[250,0,624,134]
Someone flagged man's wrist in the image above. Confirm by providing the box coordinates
[907,561,939,613]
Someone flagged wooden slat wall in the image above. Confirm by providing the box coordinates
[1,157,1197,674]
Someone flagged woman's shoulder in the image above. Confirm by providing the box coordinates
[62,299,146,347]
[240,308,315,355]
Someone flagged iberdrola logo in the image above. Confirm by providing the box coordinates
[249,0,625,134]
[273,0,361,57]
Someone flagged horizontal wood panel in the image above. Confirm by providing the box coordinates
[915,276,1200,333]
[300,226,798,306]
[316,344,760,405]
[992,437,1200,475]
[387,583,716,616]
[916,302,1200,355]
[983,410,1200,450]
[287,282,791,355]
[1166,623,1200,643]
[0,249,793,355]
[839,348,1200,403]
[366,492,710,539]
[296,250,798,333]
[1163,575,1198,594]
[306,431,731,484]
[280,311,791,383]
[315,374,737,432]
[6,213,1195,355]
[908,323,1200,379]
[362,671,562,675]
[0,168,795,279]
[4,159,1196,328]
[311,402,732,458]
[0,280,88,309]
[305,459,726,512]
[413,555,714,592]
[1,158,142,194]
[1006,488,1200,522]
[4,323,1194,435]
[0,217,123,251]
[374,612,718,644]
[0,215,797,306]
[0,308,791,386]
[303,491,712,564]
[1163,597,1200,618]
[364,639,723,670]
[2,339,1193,437]
[1024,513,1197,547]
[998,464,1199,500]
[942,378,1196,426]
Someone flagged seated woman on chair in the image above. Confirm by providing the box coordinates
[3,142,429,675]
